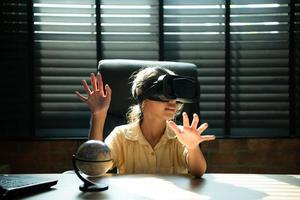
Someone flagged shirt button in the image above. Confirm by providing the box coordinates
[151,152,155,156]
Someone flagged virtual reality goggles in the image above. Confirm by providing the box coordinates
[137,74,197,103]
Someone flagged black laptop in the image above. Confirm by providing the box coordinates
[0,174,58,199]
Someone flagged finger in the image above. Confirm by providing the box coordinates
[90,73,98,92]
[104,84,112,98]
[190,113,199,129]
[75,91,87,102]
[197,123,208,135]
[182,112,190,127]
[82,80,92,96]
[167,120,181,135]
[97,73,104,96]
[200,135,216,142]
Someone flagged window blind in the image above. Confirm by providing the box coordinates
[33,0,97,137]
[230,0,290,137]
[296,0,300,136]
[100,0,159,60]
[164,0,226,136]
[1,0,31,138]
[28,0,299,138]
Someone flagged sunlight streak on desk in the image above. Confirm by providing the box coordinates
[212,174,300,200]
[108,176,210,200]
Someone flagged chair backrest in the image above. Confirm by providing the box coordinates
[98,59,199,138]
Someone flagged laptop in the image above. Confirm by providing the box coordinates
[0,174,58,199]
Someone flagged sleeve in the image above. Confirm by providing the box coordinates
[176,141,189,169]
[104,127,124,169]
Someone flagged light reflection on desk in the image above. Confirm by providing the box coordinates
[211,174,300,200]
[106,176,209,200]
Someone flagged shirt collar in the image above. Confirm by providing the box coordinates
[124,120,177,143]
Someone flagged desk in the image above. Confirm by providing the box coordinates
[23,173,300,199]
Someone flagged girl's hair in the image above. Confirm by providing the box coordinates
[126,66,183,123]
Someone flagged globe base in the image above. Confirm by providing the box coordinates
[72,155,109,192]
[79,182,108,192]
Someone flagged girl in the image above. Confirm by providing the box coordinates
[75,67,215,177]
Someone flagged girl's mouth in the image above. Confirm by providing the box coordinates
[165,107,176,112]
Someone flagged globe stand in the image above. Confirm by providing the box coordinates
[72,155,108,192]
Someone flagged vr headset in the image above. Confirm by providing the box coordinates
[136,74,197,103]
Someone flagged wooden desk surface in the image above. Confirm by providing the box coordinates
[22,173,300,199]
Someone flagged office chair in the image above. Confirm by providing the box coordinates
[98,59,200,139]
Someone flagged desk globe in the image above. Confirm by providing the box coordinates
[73,140,113,192]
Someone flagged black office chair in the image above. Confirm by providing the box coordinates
[98,59,200,138]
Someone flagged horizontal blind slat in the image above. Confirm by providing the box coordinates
[33,7,95,14]
[35,59,96,67]
[34,41,96,50]
[35,50,96,59]
[34,33,96,40]
[232,0,289,4]
[34,16,96,23]
[34,0,95,4]
[102,0,158,4]
[34,25,96,32]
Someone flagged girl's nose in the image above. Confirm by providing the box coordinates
[168,100,176,104]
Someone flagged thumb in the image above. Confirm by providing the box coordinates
[168,120,181,135]
[105,84,112,98]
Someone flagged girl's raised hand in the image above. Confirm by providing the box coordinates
[168,112,215,149]
[75,73,111,115]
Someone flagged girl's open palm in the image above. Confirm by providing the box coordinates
[75,73,111,115]
[168,112,215,149]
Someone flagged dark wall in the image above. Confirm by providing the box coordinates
[0,139,300,174]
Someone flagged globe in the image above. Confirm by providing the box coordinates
[74,140,113,177]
